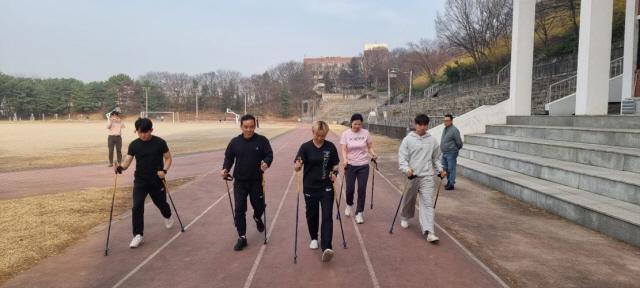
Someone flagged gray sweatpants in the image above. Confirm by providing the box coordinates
[400,176,435,234]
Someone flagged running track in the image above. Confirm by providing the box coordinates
[2,126,506,288]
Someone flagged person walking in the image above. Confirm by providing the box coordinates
[294,121,340,262]
[398,114,446,243]
[114,117,174,248]
[340,113,377,224]
[222,114,273,251]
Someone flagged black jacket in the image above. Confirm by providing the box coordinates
[223,133,273,181]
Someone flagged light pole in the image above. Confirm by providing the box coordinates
[408,69,413,119]
[143,86,150,118]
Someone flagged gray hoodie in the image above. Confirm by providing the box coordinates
[398,131,443,177]
[441,124,463,153]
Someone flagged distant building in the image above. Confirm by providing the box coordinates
[303,56,353,82]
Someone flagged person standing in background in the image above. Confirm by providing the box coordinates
[107,111,125,167]
[440,114,463,190]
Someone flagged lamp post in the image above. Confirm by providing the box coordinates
[143,86,150,118]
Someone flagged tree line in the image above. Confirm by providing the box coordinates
[0,61,313,119]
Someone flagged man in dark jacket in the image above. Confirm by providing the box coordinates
[222,114,274,251]
[440,114,463,190]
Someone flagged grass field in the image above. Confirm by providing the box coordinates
[0,120,296,172]
[0,177,194,285]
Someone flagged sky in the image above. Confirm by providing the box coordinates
[0,0,446,82]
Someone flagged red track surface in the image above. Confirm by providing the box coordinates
[2,126,505,288]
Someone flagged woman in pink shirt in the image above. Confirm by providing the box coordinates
[340,113,377,224]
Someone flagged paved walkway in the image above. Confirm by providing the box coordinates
[2,126,504,288]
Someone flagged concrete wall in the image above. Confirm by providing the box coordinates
[365,100,510,143]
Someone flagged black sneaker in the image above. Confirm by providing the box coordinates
[445,185,454,191]
[234,237,248,251]
[254,216,265,232]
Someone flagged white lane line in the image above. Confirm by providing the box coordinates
[336,174,381,288]
[243,171,296,288]
[375,170,510,288]
[112,192,228,288]
[349,213,381,288]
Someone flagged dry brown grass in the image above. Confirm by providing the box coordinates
[0,121,295,172]
[0,177,193,285]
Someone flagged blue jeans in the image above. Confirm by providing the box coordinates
[441,151,458,186]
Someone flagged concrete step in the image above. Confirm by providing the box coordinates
[485,125,640,149]
[457,157,640,247]
[460,145,640,205]
[465,134,640,173]
[506,115,640,129]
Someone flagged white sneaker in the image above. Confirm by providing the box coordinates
[400,218,409,229]
[164,216,174,229]
[129,234,143,248]
[309,239,319,250]
[344,205,353,217]
[355,213,364,224]
[321,249,334,262]
[426,233,440,243]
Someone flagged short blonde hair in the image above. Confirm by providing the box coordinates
[312,120,329,135]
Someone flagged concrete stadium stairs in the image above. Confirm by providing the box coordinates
[458,116,640,246]
[318,97,378,124]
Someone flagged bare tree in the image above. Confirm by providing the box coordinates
[407,39,455,79]
[435,0,513,75]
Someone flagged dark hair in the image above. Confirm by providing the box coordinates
[240,114,256,126]
[350,113,364,123]
[414,114,430,125]
[134,117,153,132]
[110,111,119,116]
[444,114,454,120]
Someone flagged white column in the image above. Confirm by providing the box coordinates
[575,0,614,115]
[622,0,639,99]
[508,0,536,116]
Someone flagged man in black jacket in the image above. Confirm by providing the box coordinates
[222,114,274,251]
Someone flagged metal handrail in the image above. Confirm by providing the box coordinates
[496,63,511,84]
[546,57,624,106]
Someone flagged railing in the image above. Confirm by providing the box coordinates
[546,57,624,106]
[496,63,510,84]
[610,57,623,78]
[423,84,441,98]
[547,75,577,105]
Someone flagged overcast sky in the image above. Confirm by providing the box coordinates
[0,0,446,82]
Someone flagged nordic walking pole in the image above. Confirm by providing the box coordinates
[294,157,302,264]
[162,179,185,232]
[261,170,268,245]
[389,174,416,234]
[332,171,347,249]
[224,174,236,226]
[370,159,379,210]
[336,170,345,220]
[104,172,118,256]
[433,174,445,209]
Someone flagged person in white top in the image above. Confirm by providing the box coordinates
[340,113,377,224]
[107,111,125,167]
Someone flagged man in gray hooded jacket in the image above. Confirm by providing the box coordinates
[398,114,446,243]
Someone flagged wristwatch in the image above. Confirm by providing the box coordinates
[162,169,168,174]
